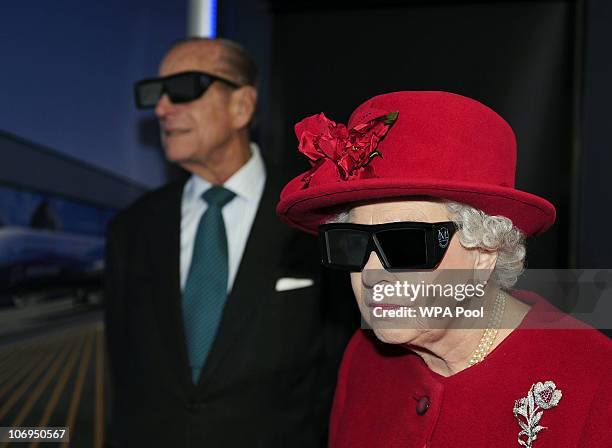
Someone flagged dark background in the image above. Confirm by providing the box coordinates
[218,0,612,272]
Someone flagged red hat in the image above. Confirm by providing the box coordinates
[276,91,555,236]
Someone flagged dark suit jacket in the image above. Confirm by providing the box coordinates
[104,161,357,447]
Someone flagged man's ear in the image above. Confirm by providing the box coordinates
[230,86,257,130]
[473,248,498,284]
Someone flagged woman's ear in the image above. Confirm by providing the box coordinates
[230,86,257,130]
[473,249,498,284]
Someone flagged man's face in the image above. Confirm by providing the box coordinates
[155,43,237,167]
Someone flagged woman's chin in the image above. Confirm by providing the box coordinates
[373,328,420,345]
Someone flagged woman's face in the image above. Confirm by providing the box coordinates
[349,199,490,345]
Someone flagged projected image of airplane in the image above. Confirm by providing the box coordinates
[0,197,110,308]
[0,226,105,307]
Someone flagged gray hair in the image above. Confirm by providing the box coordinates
[445,202,525,289]
[327,200,526,289]
[168,37,258,86]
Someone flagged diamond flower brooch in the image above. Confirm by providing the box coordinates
[513,381,563,447]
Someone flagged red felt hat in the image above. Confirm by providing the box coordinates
[276,91,555,236]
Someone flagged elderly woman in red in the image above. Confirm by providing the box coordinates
[276,91,611,447]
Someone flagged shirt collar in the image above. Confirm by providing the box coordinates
[183,142,266,203]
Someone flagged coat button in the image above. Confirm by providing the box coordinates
[416,396,430,415]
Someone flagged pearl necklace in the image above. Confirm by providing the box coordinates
[467,290,506,366]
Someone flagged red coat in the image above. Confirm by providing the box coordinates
[329,293,612,447]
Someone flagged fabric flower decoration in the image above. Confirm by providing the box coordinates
[295,111,398,186]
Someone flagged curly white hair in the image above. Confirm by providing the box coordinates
[445,202,525,289]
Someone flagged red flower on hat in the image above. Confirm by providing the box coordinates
[295,111,398,186]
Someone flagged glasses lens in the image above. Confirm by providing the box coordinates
[325,229,369,269]
[375,228,427,268]
[165,72,205,103]
[135,80,163,108]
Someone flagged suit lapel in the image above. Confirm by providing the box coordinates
[196,165,287,390]
[146,180,195,393]
[144,164,292,393]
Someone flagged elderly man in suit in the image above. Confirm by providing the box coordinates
[104,38,356,447]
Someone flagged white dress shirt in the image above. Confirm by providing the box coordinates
[180,142,266,293]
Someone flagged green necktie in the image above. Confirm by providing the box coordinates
[182,185,236,384]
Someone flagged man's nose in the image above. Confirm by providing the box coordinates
[154,93,174,118]
[361,251,395,287]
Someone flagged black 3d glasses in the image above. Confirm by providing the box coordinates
[319,221,457,271]
[134,71,241,108]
